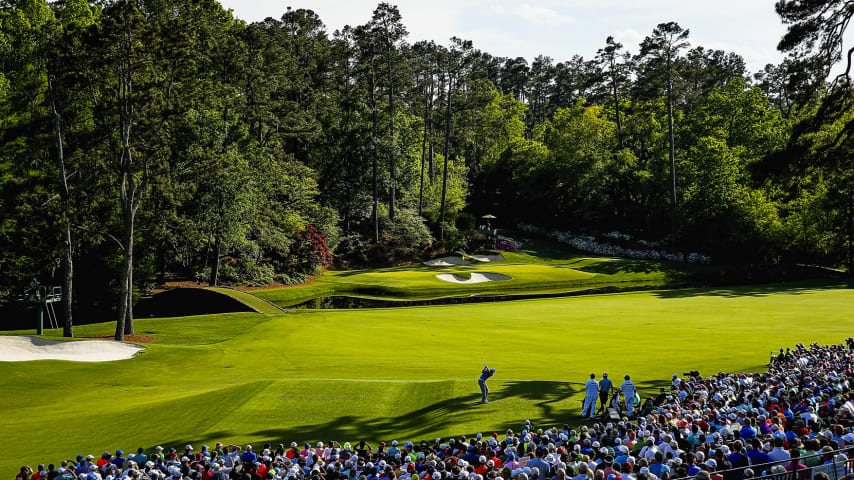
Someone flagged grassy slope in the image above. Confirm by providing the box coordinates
[205,287,284,314]
[255,238,710,307]
[1,281,852,475]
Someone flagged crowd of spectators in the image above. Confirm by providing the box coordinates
[16,340,854,480]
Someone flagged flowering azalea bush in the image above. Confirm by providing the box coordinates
[494,235,521,252]
[292,225,334,271]
[519,223,712,264]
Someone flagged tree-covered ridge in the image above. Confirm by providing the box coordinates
[0,0,851,338]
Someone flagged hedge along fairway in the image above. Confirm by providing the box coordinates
[1,282,853,476]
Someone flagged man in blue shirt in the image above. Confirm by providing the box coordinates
[479,365,495,404]
[597,373,613,414]
[241,445,257,464]
[111,450,126,468]
[739,419,757,440]
[745,438,770,466]
[525,449,551,477]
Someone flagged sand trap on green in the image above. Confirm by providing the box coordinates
[435,272,512,284]
[470,254,505,263]
[423,256,471,266]
[0,336,145,362]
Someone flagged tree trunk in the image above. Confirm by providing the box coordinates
[387,40,396,221]
[115,208,134,341]
[62,222,73,337]
[440,65,453,241]
[113,9,142,341]
[419,73,429,216]
[611,64,624,150]
[48,76,74,338]
[369,62,379,242]
[125,254,134,336]
[666,58,677,250]
[210,233,222,287]
[429,73,437,181]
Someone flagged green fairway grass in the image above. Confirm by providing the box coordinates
[1,281,852,476]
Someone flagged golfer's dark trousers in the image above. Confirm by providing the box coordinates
[479,379,488,402]
[598,391,608,412]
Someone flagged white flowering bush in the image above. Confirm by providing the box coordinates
[516,223,542,234]
[605,231,632,241]
[529,224,711,264]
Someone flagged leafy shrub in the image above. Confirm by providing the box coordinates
[380,209,433,249]
[379,209,433,262]
[209,257,276,287]
[333,234,373,268]
[290,225,333,272]
[465,232,490,252]
[273,271,311,286]
[455,212,476,232]
[439,223,467,252]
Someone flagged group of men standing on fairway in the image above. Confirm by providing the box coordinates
[478,366,637,417]
[582,372,637,418]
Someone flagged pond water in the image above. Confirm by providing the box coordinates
[283,282,671,309]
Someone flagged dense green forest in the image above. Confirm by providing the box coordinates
[0,0,852,337]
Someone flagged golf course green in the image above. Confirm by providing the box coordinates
[2,279,852,476]
[253,244,717,307]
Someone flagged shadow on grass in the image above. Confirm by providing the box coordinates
[651,280,848,299]
[149,381,587,449]
[574,259,687,277]
[146,377,713,451]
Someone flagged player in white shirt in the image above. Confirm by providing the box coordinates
[621,375,637,416]
[582,373,599,418]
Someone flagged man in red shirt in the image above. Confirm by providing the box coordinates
[30,465,46,480]
[474,457,488,475]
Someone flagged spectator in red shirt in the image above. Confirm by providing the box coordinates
[30,465,46,480]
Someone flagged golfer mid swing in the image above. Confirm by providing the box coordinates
[479,364,495,403]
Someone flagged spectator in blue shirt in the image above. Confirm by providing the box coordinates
[740,419,757,440]
[240,445,257,464]
[110,451,125,469]
[746,438,771,466]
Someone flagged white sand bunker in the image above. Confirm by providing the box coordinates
[0,336,145,362]
[435,272,512,284]
[470,254,505,263]
[423,256,471,266]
